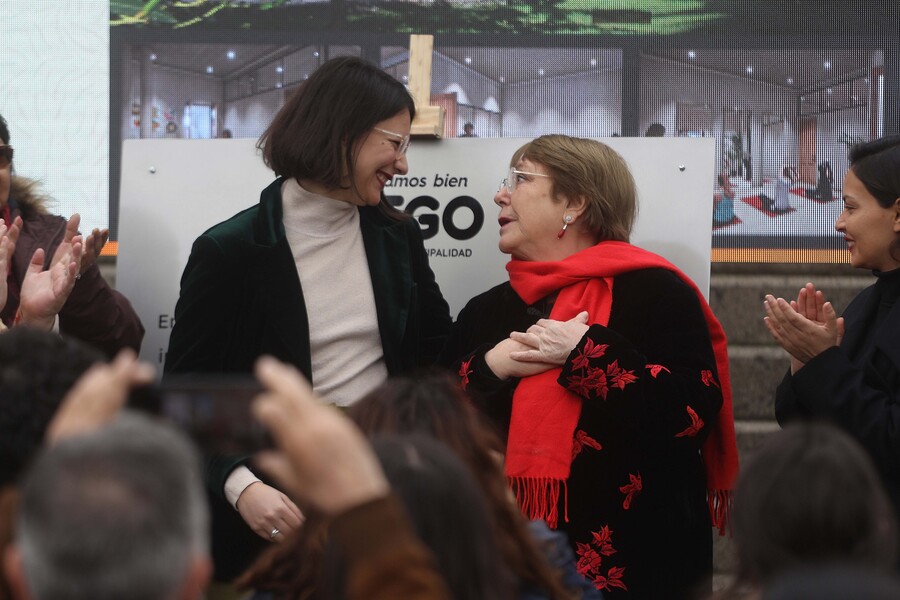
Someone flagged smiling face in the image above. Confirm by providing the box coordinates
[338,110,411,206]
[494,157,573,262]
[835,169,900,272]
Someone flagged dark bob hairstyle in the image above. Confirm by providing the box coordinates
[258,56,415,200]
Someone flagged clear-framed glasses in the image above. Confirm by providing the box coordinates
[373,127,411,157]
[0,145,13,169]
[499,167,551,193]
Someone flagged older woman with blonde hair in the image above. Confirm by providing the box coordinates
[443,134,738,600]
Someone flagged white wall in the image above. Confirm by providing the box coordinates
[1,1,109,231]
[641,55,799,181]
[502,68,623,137]
[817,106,868,189]
[223,87,286,139]
[144,65,225,139]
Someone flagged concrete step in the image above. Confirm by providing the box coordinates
[710,272,874,347]
[727,345,787,420]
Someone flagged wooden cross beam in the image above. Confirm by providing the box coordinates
[407,34,445,138]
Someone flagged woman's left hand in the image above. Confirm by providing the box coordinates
[509,311,590,365]
[764,294,844,367]
[51,214,109,276]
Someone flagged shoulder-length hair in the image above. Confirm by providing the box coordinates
[514,135,638,243]
[258,56,415,203]
[349,370,574,600]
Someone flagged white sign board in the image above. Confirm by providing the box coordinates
[118,137,715,368]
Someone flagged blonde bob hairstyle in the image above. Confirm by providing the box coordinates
[514,135,638,242]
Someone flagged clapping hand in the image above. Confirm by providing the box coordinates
[0,216,22,312]
[52,213,109,276]
[19,239,83,330]
[764,283,844,372]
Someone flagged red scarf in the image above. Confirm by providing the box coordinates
[505,240,738,534]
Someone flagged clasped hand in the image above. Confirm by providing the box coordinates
[763,282,844,370]
[486,311,590,379]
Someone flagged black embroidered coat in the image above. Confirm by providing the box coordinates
[442,268,723,600]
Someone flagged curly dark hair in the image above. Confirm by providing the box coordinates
[0,328,104,487]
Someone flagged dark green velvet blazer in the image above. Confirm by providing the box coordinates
[163,177,452,580]
[165,176,451,378]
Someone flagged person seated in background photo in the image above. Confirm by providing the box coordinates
[718,422,896,599]
[643,123,665,137]
[460,122,478,137]
[0,114,144,356]
[761,166,794,214]
[713,174,736,225]
[807,159,834,201]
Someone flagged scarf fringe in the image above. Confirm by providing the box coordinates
[509,476,568,529]
[708,488,733,536]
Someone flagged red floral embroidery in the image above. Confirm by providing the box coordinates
[675,405,704,438]
[458,357,474,391]
[607,359,639,390]
[575,543,603,577]
[568,366,609,399]
[572,339,610,371]
[646,363,671,378]
[572,429,603,459]
[618,473,642,510]
[701,369,720,388]
[576,527,627,592]
[594,566,628,592]
[591,525,618,557]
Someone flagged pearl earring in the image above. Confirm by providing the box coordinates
[557,215,574,239]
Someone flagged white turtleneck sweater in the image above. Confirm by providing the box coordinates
[225,178,388,507]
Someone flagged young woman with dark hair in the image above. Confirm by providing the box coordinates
[725,422,896,596]
[765,135,900,533]
[164,56,451,581]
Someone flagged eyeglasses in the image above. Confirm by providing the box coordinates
[499,167,551,193]
[373,127,411,157]
[0,145,13,169]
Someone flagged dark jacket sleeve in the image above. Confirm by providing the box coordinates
[330,495,453,600]
[58,262,145,357]
[558,269,724,449]
[774,368,815,423]
[165,233,238,374]
[774,344,900,477]
[405,220,452,369]
[438,284,524,434]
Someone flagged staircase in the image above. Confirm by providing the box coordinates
[708,261,875,585]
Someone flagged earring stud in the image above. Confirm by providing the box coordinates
[558,215,574,239]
